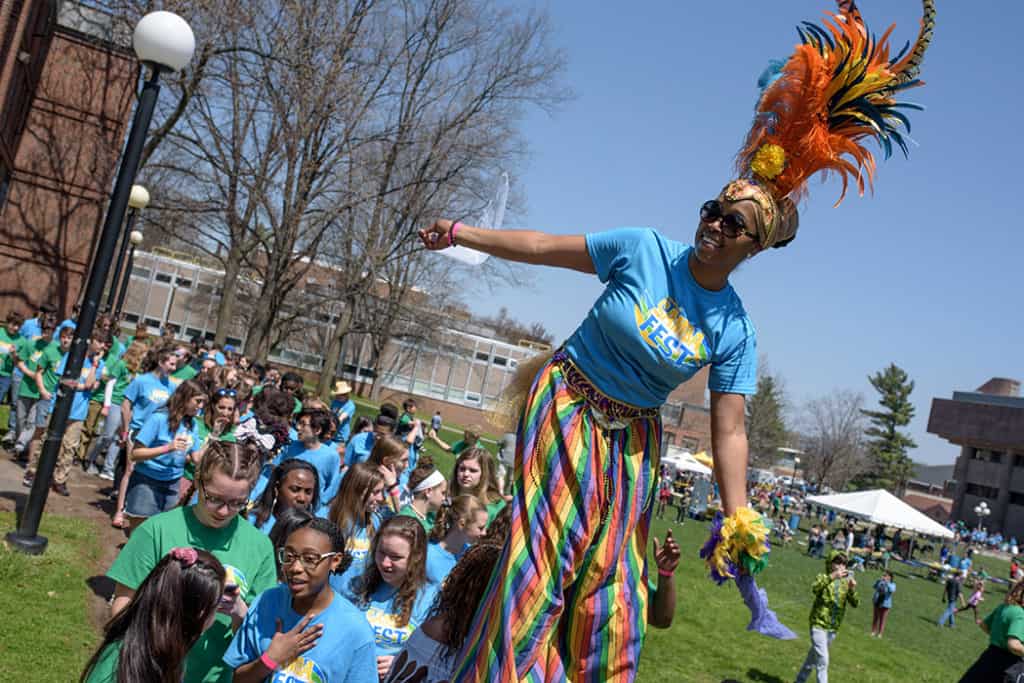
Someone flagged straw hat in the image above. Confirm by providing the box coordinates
[331,380,352,396]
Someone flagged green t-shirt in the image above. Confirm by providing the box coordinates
[16,338,54,399]
[398,504,435,535]
[171,363,199,384]
[451,439,482,456]
[84,641,121,682]
[486,499,506,525]
[106,506,276,683]
[0,328,19,377]
[38,341,65,395]
[985,604,1024,650]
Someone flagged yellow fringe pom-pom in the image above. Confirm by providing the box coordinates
[750,143,786,180]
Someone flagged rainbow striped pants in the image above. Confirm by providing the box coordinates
[454,354,661,682]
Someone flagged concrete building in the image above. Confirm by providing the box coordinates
[929,377,1024,536]
[0,1,135,317]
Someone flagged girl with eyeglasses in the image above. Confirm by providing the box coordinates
[343,515,438,680]
[224,518,377,682]
[82,547,225,683]
[106,441,277,683]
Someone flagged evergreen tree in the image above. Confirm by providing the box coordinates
[857,363,917,494]
[746,373,787,468]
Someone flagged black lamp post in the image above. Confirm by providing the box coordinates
[114,229,145,319]
[106,185,149,311]
[6,11,195,554]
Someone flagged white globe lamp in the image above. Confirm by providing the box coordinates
[133,11,196,72]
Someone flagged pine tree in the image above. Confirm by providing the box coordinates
[746,373,787,468]
[857,363,917,494]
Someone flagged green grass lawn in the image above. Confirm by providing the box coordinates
[638,516,1002,682]
[0,512,105,681]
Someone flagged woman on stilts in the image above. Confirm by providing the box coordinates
[419,1,935,680]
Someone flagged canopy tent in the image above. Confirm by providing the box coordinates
[806,489,953,539]
[661,448,712,476]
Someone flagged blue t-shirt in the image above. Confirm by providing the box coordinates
[339,581,438,657]
[19,317,41,340]
[346,432,375,467]
[54,353,104,421]
[133,411,200,481]
[124,372,174,431]
[280,441,341,516]
[223,584,377,683]
[563,228,757,407]
[425,541,462,585]
[330,399,356,444]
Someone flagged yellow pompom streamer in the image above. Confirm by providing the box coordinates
[750,143,786,180]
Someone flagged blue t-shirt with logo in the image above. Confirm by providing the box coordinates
[54,353,104,421]
[338,580,438,658]
[124,372,175,430]
[133,411,200,481]
[223,584,377,683]
[563,228,757,407]
[19,317,41,340]
[330,398,356,444]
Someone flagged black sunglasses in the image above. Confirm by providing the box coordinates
[700,200,759,241]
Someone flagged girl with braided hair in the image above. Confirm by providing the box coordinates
[418,2,935,680]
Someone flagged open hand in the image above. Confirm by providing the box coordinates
[377,463,398,488]
[265,615,323,666]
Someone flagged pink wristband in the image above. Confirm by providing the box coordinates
[449,222,461,247]
[260,652,279,671]
[658,568,675,578]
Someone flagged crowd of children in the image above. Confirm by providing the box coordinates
[0,306,684,682]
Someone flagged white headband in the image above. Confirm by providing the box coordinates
[413,470,446,493]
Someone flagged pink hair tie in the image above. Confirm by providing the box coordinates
[169,547,199,567]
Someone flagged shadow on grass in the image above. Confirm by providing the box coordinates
[0,488,28,525]
[746,669,785,683]
[87,575,116,601]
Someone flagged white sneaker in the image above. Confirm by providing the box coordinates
[99,471,115,481]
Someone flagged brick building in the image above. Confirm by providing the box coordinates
[929,377,1024,536]
[0,1,135,317]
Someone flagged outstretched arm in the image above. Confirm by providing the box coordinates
[419,220,595,274]
[710,391,749,516]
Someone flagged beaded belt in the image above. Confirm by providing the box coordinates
[552,349,661,423]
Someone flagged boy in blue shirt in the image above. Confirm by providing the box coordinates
[274,410,341,516]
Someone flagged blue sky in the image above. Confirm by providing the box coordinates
[460,1,1024,467]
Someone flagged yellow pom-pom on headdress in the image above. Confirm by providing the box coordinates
[750,143,786,181]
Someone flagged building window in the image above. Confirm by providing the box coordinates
[492,355,508,367]
[175,277,193,289]
[1011,491,1024,506]
[475,351,489,362]
[965,483,998,499]
[664,432,677,446]
[132,267,152,280]
[123,313,140,324]
[185,327,203,339]
[155,272,173,284]
[144,317,161,329]
[1015,454,1024,468]
[661,402,683,425]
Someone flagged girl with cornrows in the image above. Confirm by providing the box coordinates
[107,440,277,683]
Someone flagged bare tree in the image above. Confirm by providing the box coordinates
[799,390,869,491]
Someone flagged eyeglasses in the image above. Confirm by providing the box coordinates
[276,548,341,571]
[700,200,759,241]
[198,482,249,511]
[214,387,237,398]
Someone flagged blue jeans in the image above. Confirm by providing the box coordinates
[0,374,11,433]
[88,405,123,476]
[938,600,957,626]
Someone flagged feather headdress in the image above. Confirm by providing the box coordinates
[731,0,936,247]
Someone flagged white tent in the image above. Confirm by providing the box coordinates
[661,448,712,476]
[806,489,953,539]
